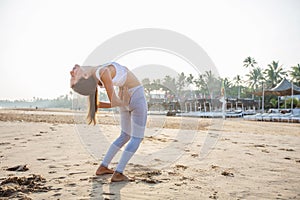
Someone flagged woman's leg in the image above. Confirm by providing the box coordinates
[100,108,131,168]
[115,136,143,173]
[114,87,148,175]
[100,131,131,168]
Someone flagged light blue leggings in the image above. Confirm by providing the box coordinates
[101,86,147,173]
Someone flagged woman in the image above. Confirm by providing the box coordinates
[70,62,147,182]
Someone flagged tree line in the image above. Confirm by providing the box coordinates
[0,95,72,109]
[1,57,299,109]
[141,57,300,109]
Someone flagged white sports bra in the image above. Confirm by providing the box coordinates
[95,62,128,87]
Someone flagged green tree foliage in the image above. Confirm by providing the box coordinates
[243,56,257,68]
[290,64,300,86]
[246,67,264,93]
[264,61,286,88]
[233,75,242,98]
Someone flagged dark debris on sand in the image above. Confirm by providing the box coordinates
[221,171,234,177]
[134,170,163,184]
[0,174,52,199]
[6,165,29,172]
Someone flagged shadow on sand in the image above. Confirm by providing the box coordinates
[90,175,128,199]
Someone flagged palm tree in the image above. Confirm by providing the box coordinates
[176,72,186,91]
[223,77,232,89]
[243,57,257,69]
[152,79,162,91]
[163,75,176,95]
[246,67,264,99]
[233,75,242,98]
[218,77,232,96]
[194,74,206,96]
[290,63,300,86]
[264,61,286,88]
[141,78,152,97]
[186,73,194,87]
[204,70,220,99]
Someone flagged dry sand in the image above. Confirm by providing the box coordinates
[0,108,300,199]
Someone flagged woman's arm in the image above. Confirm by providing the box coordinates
[97,101,112,108]
[97,87,130,108]
[100,68,126,107]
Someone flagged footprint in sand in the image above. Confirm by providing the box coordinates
[132,168,163,184]
[211,165,220,169]
[209,191,218,199]
[254,144,266,148]
[102,192,116,196]
[175,164,188,170]
[180,176,194,181]
[174,182,187,186]
[39,131,48,134]
[279,148,295,151]
[168,171,180,176]
[68,171,86,175]
[85,161,98,165]
[53,193,61,197]
[89,176,106,184]
[65,183,77,187]
[140,179,161,184]
[0,142,11,145]
[191,153,199,158]
[261,149,270,153]
[37,158,47,161]
[51,177,65,184]
[50,127,57,131]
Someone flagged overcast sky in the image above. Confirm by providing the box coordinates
[0,0,299,100]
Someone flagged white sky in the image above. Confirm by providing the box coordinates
[0,0,299,100]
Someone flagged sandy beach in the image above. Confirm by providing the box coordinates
[0,108,300,200]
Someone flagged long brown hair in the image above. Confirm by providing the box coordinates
[72,76,98,125]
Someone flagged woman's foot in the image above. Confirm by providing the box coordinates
[111,172,130,182]
[95,165,114,175]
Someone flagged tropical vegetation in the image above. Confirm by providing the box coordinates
[142,57,300,110]
[1,58,299,110]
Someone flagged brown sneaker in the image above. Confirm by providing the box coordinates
[95,165,114,175]
[111,172,131,182]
